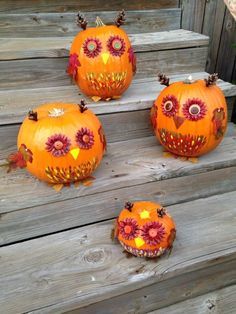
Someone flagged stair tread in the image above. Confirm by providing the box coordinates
[0,29,209,60]
[0,72,235,125]
[1,134,236,214]
[0,191,235,313]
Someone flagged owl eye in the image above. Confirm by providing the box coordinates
[161,95,179,117]
[83,38,102,58]
[182,98,207,121]
[107,36,126,57]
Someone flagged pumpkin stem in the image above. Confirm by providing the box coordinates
[157,207,166,218]
[28,110,38,121]
[76,12,87,30]
[205,73,218,87]
[78,99,88,113]
[95,16,105,27]
[158,73,170,86]
[125,201,134,212]
[115,9,125,27]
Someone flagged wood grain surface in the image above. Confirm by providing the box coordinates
[0,191,235,313]
[0,9,181,38]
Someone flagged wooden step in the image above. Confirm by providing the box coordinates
[0,191,235,313]
[0,30,209,89]
[0,72,235,161]
[0,29,207,60]
[150,285,236,314]
[0,9,181,37]
[0,0,179,13]
[1,134,236,245]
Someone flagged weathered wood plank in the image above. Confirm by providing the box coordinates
[181,0,206,33]
[150,285,236,314]
[215,8,236,82]
[0,0,179,13]
[1,135,236,214]
[70,262,236,314]
[0,72,235,125]
[0,9,181,38]
[0,46,208,90]
[202,0,226,73]
[0,30,209,60]
[0,191,235,313]
[1,166,236,245]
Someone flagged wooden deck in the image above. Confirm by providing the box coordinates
[0,1,236,313]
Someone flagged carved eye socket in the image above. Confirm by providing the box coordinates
[161,95,179,117]
[83,38,102,58]
[164,101,173,112]
[107,36,126,57]
[182,98,207,121]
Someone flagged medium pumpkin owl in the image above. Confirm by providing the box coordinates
[67,10,136,101]
[151,74,227,157]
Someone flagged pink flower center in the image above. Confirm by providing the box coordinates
[54,140,64,150]
[124,225,132,234]
[148,228,158,238]
[82,134,90,143]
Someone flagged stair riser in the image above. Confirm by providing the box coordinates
[0,47,208,91]
[0,9,181,37]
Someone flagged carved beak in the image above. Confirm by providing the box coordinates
[173,115,185,129]
[101,52,110,64]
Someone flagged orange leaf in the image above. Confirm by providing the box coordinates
[53,184,64,192]
[188,157,199,163]
[83,180,93,187]
[112,95,121,100]
[91,96,102,102]
[163,152,174,158]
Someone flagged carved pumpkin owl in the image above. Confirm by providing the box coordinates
[151,74,227,157]
[67,10,136,101]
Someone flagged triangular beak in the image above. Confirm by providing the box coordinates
[101,52,109,64]
[70,148,80,160]
[173,115,185,129]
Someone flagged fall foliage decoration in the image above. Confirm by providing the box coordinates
[114,201,176,258]
[151,73,227,157]
[67,10,136,101]
[16,101,106,184]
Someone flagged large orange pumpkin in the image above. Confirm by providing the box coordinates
[151,74,228,157]
[67,10,136,100]
[115,201,176,258]
[17,101,106,183]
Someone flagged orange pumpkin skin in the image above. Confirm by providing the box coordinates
[117,201,176,258]
[151,79,227,157]
[17,102,106,183]
[68,25,136,99]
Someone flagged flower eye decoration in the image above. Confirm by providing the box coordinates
[119,218,139,240]
[45,134,71,157]
[107,36,126,57]
[182,98,207,121]
[161,95,179,117]
[76,127,94,149]
[83,38,102,58]
[141,221,166,246]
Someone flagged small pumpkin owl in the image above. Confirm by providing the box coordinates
[67,10,136,101]
[114,201,176,258]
